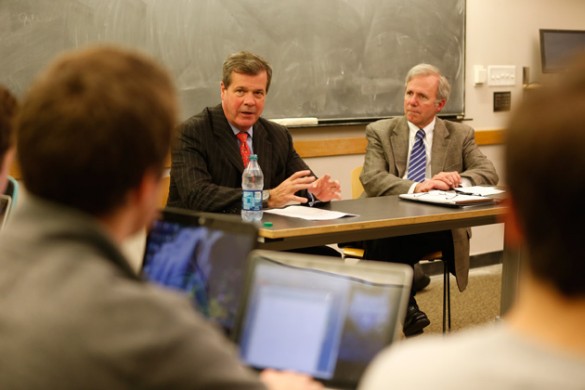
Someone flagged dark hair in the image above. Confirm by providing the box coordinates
[17,45,178,216]
[222,51,272,92]
[0,85,17,161]
[505,53,585,297]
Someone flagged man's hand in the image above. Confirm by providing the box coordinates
[431,171,462,188]
[260,369,323,390]
[309,174,342,202]
[267,170,316,208]
[414,178,451,193]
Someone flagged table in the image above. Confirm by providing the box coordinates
[258,195,519,315]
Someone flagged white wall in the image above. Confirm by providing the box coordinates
[289,0,585,255]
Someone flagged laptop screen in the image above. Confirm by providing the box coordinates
[141,208,258,334]
[234,250,412,388]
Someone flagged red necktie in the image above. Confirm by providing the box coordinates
[236,131,251,167]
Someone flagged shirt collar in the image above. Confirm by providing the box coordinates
[229,123,253,138]
[407,117,436,136]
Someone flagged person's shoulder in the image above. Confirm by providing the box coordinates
[439,117,474,134]
[366,116,404,132]
[366,116,406,134]
[180,105,223,130]
[360,325,505,389]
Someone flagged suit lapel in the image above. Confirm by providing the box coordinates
[431,118,450,175]
[209,105,247,172]
[252,120,273,186]
[391,117,410,178]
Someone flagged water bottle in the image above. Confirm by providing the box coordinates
[241,154,264,222]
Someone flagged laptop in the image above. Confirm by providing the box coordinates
[141,207,258,335]
[0,194,12,230]
[233,250,412,389]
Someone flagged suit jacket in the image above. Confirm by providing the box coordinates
[361,116,499,291]
[168,104,312,213]
[0,196,265,389]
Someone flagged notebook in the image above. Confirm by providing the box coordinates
[141,207,258,335]
[233,250,412,389]
[399,190,497,207]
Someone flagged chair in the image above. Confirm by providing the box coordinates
[159,174,171,208]
[342,166,451,333]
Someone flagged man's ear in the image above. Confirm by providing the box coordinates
[502,197,525,249]
[435,99,447,113]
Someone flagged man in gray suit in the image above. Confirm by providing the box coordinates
[360,64,498,336]
[168,51,341,215]
[0,45,320,389]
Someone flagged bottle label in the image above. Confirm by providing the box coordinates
[242,190,262,211]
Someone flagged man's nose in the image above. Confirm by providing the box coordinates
[243,92,255,105]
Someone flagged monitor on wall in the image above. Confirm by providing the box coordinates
[540,29,585,73]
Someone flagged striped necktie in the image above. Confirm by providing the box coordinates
[236,131,251,167]
[407,129,426,182]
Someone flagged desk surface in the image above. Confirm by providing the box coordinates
[258,195,505,251]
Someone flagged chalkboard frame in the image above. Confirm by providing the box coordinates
[0,0,466,123]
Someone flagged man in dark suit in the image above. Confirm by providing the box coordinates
[0,45,320,389]
[168,51,341,214]
[360,64,499,336]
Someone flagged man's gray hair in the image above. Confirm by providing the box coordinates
[405,64,451,102]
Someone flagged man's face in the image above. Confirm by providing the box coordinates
[221,71,268,131]
[403,74,446,128]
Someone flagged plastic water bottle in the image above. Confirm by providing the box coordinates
[241,154,264,222]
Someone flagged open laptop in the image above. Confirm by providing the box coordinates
[141,207,258,335]
[0,194,12,230]
[233,250,412,389]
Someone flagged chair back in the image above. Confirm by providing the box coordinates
[351,166,364,199]
[159,175,170,208]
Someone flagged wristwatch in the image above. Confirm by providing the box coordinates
[262,190,270,207]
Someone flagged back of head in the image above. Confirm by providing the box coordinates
[505,53,585,297]
[0,85,17,163]
[222,51,273,92]
[17,45,177,216]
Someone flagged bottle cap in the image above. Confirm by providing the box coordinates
[262,221,273,228]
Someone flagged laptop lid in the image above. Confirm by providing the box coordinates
[141,207,258,335]
[233,250,412,389]
[0,194,12,230]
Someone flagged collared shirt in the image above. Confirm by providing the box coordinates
[230,124,254,154]
[405,118,435,193]
[404,117,471,193]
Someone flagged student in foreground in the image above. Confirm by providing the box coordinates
[359,55,585,389]
[0,45,321,390]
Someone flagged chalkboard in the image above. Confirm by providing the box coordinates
[0,0,465,122]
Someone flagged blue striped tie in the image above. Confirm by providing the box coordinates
[407,129,426,182]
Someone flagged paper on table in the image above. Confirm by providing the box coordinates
[264,205,357,221]
[454,186,505,196]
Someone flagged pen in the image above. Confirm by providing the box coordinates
[454,189,483,197]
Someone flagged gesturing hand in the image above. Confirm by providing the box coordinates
[267,170,316,208]
[309,174,342,202]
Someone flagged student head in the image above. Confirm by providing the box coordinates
[505,54,585,297]
[220,51,272,131]
[17,45,177,230]
[0,85,17,194]
[403,64,450,128]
